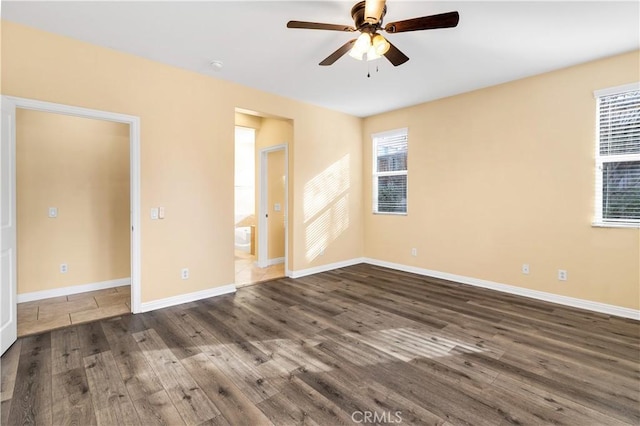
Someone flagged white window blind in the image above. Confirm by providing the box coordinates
[595,84,640,226]
[372,128,408,214]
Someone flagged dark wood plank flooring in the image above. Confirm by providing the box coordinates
[1,264,639,425]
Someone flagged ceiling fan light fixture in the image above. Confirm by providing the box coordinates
[348,49,363,60]
[348,32,383,61]
[349,41,384,61]
[365,46,382,61]
[371,34,390,55]
[349,32,372,60]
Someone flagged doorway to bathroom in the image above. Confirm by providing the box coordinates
[234,124,286,286]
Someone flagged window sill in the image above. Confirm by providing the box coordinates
[592,221,640,229]
[373,212,408,216]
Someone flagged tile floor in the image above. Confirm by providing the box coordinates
[15,253,282,337]
[17,285,130,337]
[235,250,285,287]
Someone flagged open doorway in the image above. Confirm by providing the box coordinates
[1,96,141,352]
[234,111,290,286]
[234,125,259,283]
[15,109,131,336]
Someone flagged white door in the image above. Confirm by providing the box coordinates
[1,97,17,355]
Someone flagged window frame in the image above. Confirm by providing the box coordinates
[593,82,640,228]
[372,128,408,215]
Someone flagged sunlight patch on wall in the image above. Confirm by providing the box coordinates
[304,155,350,222]
[303,155,351,262]
[305,194,350,261]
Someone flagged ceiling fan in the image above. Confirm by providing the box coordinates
[286,0,459,67]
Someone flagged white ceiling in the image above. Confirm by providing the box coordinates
[3,1,639,117]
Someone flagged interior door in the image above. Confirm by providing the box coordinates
[1,97,17,355]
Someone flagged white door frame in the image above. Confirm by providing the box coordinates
[257,144,288,273]
[1,96,142,323]
[1,98,17,354]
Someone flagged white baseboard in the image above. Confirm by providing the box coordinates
[364,258,640,321]
[289,257,365,279]
[17,278,130,303]
[254,257,285,268]
[139,284,236,313]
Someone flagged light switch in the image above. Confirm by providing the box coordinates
[274,203,281,212]
[48,207,58,218]
[151,208,159,220]
[158,206,165,219]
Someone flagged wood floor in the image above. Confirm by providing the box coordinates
[1,264,639,425]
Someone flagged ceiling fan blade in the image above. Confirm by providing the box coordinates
[384,11,459,33]
[319,39,357,66]
[384,41,409,66]
[364,0,386,23]
[287,21,355,32]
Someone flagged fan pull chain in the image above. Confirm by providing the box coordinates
[366,63,381,79]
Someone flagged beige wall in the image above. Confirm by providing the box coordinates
[16,109,130,294]
[5,20,633,311]
[2,21,364,303]
[363,50,640,310]
[235,112,262,130]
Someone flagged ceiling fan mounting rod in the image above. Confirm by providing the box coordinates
[359,24,378,35]
[352,1,385,33]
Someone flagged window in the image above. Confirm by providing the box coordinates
[594,83,640,227]
[372,128,408,214]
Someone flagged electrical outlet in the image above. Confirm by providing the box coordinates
[151,208,159,220]
[319,248,325,256]
[181,268,189,280]
[60,263,68,273]
[522,264,530,275]
[558,269,567,281]
[411,248,418,257]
